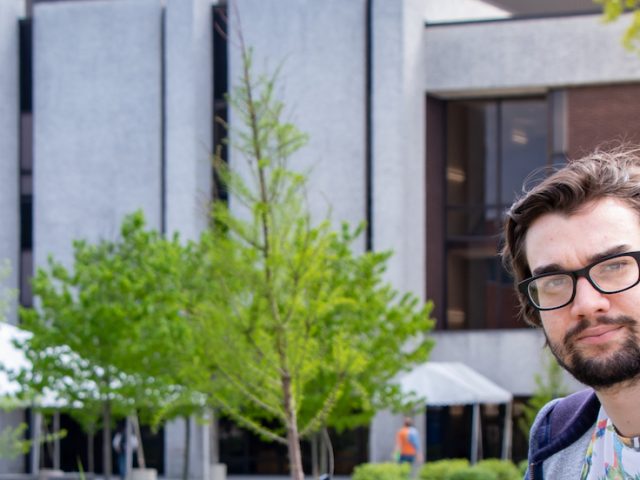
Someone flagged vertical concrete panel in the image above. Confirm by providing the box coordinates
[34,0,162,268]
[368,0,427,461]
[164,415,211,480]
[372,0,426,298]
[370,409,402,463]
[230,0,367,245]
[164,0,214,472]
[165,0,213,240]
[0,6,26,472]
[164,418,183,478]
[0,0,22,327]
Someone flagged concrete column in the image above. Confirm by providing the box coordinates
[230,0,367,242]
[33,0,163,269]
[0,0,23,325]
[165,0,214,240]
[369,409,399,463]
[371,0,427,297]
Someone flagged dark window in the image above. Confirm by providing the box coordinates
[27,412,165,474]
[212,4,229,204]
[19,19,32,113]
[426,404,517,462]
[219,417,368,475]
[444,98,548,329]
[20,19,34,309]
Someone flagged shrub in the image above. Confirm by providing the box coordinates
[352,462,412,480]
[419,458,469,480]
[447,466,498,480]
[517,460,528,477]
[475,459,521,480]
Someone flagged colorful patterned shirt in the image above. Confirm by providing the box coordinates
[581,407,640,480]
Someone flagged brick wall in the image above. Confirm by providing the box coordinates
[568,83,640,159]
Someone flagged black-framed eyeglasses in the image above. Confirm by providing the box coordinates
[518,251,640,311]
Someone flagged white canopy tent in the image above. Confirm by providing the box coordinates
[0,322,62,406]
[399,362,514,463]
[0,322,30,396]
[0,322,65,471]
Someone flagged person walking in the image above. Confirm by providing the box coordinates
[394,417,423,465]
[113,422,139,480]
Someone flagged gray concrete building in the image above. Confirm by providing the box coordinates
[1,0,639,474]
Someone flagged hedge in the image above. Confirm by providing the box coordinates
[475,459,521,480]
[447,466,498,480]
[419,459,470,480]
[352,462,412,480]
[354,458,521,480]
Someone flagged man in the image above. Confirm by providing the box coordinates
[113,422,139,480]
[502,148,640,479]
[394,417,423,465]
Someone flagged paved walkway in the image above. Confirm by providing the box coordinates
[0,475,351,480]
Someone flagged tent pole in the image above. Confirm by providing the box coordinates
[30,409,41,474]
[424,408,427,463]
[501,402,513,460]
[470,404,480,465]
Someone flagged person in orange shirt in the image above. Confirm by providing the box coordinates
[394,417,423,465]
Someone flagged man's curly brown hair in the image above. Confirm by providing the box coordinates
[501,146,640,326]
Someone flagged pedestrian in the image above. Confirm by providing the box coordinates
[501,147,640,478]
[394,417,423,465]
[113,422,139,480]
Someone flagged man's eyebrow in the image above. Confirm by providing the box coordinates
[586,245,631,264]
[532,264,562,276]
[531,244,632,277]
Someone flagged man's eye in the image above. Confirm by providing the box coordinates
[602,261,627,271]
[596,259,631,275]
[540,276,569,291]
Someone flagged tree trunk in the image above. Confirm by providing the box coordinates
[102,400,112,480]
[321,428,334,477]
[125,417,134,476]
[286,420,304,480]
[132,413,146,468]
[182,415,191,480]
[282,374,304,480]
[210,410,219,464]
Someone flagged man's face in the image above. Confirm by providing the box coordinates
[525,197,640,389]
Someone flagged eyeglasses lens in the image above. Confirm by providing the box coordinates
[527,254,640,310]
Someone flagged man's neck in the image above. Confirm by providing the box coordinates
[597,380,640,437]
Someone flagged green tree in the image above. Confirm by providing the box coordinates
[14,213,190,478]
[596,0,640,52]
[517,350,568,441]
[182,33,434,480]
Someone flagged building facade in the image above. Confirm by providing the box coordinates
[2,0,640,474]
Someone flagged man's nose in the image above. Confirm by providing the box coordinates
[569,276,610,318]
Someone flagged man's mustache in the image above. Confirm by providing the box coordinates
[564,315,636,346]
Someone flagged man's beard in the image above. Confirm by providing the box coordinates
[545,315,640,389]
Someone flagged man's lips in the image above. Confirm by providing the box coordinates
[574,325,625,345]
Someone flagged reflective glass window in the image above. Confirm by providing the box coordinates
[445,98,548,329]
